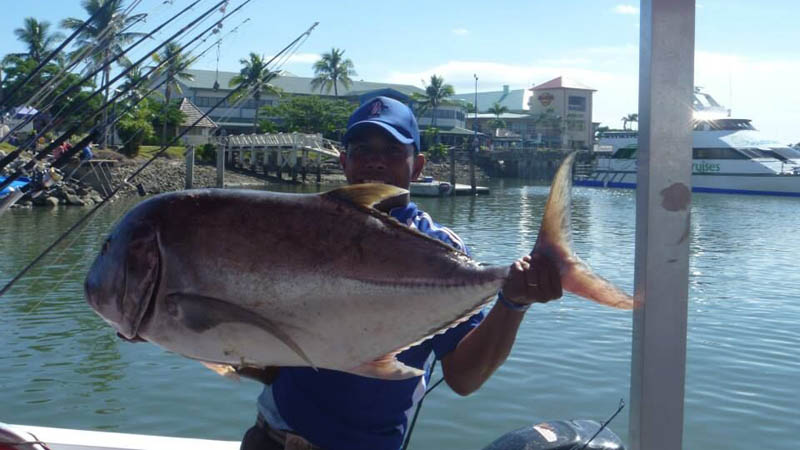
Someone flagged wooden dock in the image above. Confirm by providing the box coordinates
[215,132,342,185]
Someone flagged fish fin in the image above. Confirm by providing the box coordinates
[201,362,241,380]
[324,183,409,209]
[166,293,318,370]
[532,152,634,310]
[562,257,634,309]
[347,354,424,380]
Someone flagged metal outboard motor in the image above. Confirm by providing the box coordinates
[482,419,625,450]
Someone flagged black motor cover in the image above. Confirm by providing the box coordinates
[481,419,625,450]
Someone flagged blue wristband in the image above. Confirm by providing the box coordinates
[497,290,530,312]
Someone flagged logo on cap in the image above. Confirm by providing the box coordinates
[368,99,387,117]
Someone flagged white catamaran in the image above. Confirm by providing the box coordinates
[576,89,800,196]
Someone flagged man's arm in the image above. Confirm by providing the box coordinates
[441,253,562,396]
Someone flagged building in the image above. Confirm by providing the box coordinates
[466,112,540,148]
[451,85,532,112]
[169,69,425,134]
[529,76,595,149]
[455,76,597,150]
[176,97,217,145]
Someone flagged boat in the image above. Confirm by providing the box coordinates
[0,176,30,198]
[575,89,800,196]
[410,176,490,197]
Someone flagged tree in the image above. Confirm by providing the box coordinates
[259,95,355,140]
[118,60,150,106]
[621,113,638,130]
[0,55,99,133]
[62,0,146,148]
[310,48,357,98]
[152,42,194,145]
[229,52,281,133]
[413,75,455,144]
[487,102,509,132]
[6,18,64,64]
[116,97,155,157]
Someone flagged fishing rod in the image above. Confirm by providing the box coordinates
[0,22,318,298]
[0,0,210,153]
[0,0,209,152]
[0,1,250,193]
[0,0,113,107]
[569,399,625,450]
[21,12,149,114]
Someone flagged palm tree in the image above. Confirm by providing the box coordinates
[7,18,64,64]
[118,61,150,105]
[488,102,508,132]
[62,0,146,148]
[621,113,638,130]
[152,42,194,145]
[414,75,455,131]
[229,53,281,133]
[310,48,357,98]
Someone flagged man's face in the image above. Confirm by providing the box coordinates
[340,127,425,189]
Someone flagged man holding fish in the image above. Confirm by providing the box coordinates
[239,97,563,450]
[85,96,632,450]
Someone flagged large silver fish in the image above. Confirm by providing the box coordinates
[84,153,632,380]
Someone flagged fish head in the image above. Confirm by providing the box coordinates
[85,220,161,340]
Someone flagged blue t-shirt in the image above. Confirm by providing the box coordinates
[257,202,485,450]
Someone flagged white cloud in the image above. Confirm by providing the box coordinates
[614,5,639,15]
[451,28,469,36]
[285,52,321,64]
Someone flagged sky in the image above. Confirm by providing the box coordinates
[2,0,799,144]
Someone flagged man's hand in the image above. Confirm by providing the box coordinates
[501,253,563,305]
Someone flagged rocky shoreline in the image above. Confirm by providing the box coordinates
[2,149,488,209]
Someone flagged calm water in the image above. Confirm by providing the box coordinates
[1,181,799,449]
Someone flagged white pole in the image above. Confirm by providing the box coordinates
[630,1,695,449]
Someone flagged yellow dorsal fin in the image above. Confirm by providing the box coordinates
[324,183,409,209]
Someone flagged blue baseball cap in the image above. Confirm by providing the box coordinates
[342,96,421,153]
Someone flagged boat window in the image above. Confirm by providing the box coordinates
[761,150,789,162]
[738,148,773,159]
[770,147,800,159]
[692,148,749,159]
[706,119,755,130]
[612,147,637,159]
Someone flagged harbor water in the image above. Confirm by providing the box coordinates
[1,180,798,449]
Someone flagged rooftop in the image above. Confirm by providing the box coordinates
[178,98,217,128]
[451,86,532,113]
[531,76,596,91]
[178,69,425,97]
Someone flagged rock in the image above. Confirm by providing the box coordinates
[76,187,90,196]
[44,196,60,207]
[65,194,85,206]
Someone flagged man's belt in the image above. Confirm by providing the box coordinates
[256,414,322,450]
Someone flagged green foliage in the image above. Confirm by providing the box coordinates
[7,17,64,64]
[197,143,217,163]
[148,98,186,137]
[488,118,506,130]
[425,143,448,162]
[421,127,439,149]
[488,102,509,117]
[310,48,357,98]
[259,95,356,140]
[0,55,100,134]
[230,52,281,133]
[116,100,155,157]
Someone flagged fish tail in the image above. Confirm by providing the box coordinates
[532,152,634,310]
